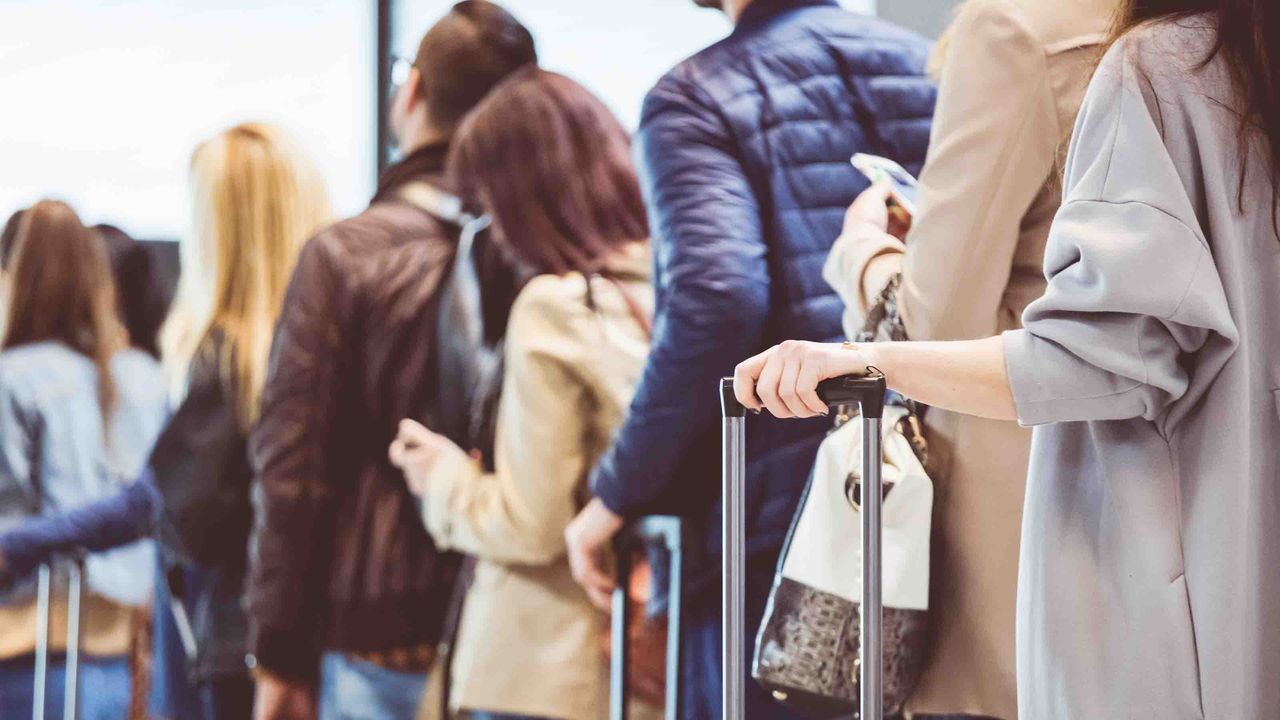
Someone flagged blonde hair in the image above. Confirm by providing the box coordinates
[161,122,330,427]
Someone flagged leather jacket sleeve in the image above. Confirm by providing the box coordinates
[246,237,349,682]
[590,75,771,516]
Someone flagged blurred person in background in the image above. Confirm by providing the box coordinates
[96,224,172,360]
[245,3,536,719]
[564,0,935,717]
[388,68,655,720]
[0,123,330,720]
[0,200,168,720]
[736,0,1280,715]
[822,0,1116,716]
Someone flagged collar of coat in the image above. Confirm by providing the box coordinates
[734,0,840,34]
[371,141,451,205]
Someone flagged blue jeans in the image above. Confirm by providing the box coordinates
[468,713,549,720]
[0,654,130,720]
[319,652,427,720]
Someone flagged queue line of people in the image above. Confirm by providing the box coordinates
[1,0,1278,719]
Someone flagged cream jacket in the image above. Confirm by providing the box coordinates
[824,1,1114,717]
[419,244,653,720]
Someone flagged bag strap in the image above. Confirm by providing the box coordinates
[597,273,653,341]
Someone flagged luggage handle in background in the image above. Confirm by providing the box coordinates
[720,372,888,720]
[611,516,684,720]
[34,558,84,720]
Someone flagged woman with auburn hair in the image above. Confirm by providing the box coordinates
[0,200,168,720]
[0,123,330,720]
[736,0,1280,716]
[389,68,654,720]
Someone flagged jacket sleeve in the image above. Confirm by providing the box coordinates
[150,344,252,567]
[827,0,1065,342]
[0,370,38,519]
[590,75,770,516]
[247,237,348,682]
[420,280,591,565]
[1002,34,1238,427]
[0,478,156,583]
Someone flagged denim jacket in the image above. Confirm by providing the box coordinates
[0,342,166,605]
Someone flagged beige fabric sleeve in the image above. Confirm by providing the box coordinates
[826,0,1065,343]
[421,277,592,566]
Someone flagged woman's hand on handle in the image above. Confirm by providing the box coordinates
[735,336,1019,422]
[733,341,874,418]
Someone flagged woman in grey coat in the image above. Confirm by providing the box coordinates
[734,0,1280,717]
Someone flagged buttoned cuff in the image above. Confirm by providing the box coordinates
[823,225,906,317]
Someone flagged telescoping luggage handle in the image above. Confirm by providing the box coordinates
[610,516,685,720]
[34,558,84,720]
[720,372,888,720]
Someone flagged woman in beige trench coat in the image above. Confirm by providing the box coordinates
[823,0,1114,716]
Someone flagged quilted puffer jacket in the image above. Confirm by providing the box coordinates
[591,0,935,582]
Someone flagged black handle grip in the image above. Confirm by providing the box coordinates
[816,372,887,418]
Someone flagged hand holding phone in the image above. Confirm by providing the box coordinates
[851,154,918,238]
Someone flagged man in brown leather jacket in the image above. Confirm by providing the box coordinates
[246,4,536,718]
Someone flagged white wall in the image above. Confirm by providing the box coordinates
[0,0,375,239]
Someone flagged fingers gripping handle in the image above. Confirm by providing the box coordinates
[719,373,887,419]
[816,373,887,418]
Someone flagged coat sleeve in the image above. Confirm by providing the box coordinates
[826,0,1064,342]
[0,478,156,583]
[0,369,38,517]
[246,237,347,682]
[1001,37,1238,427]
[420,280,591,566]
[589,75,771,516]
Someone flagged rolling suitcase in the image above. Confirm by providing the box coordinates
[32,560,84,720]
[720,373,888,720]
[610,516,685,720]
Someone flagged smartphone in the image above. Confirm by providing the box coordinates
[851,153,919,218]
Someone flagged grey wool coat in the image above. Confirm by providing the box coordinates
[1001,16,1280,720]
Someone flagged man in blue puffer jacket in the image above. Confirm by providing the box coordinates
[566,1,935,717]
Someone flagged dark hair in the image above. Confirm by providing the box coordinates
[1113,1,1279,223]
[415,1,538,134]
[96,224,169,359]
[0,209,25,269]
[449,68,649,276]
[3,201,121,421]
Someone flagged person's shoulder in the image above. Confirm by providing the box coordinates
[112,348,168,410]
[507,273,594,354]
[642,8,929,125]
[511,273,590,326]
[112,348,162,380]
[306,198,451,261]
[953,0,1112,51]
[0,342,83,380]
[1099,13,1218,88]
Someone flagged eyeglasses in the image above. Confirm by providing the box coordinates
[390,56,415,91]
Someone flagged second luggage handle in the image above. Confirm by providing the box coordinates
[720,371,888,720]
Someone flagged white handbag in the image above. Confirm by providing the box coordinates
[781,405,931,613]
[753,274,933,717]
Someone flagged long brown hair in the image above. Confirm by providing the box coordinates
[2,200,124,421]
[448,68,648,276]
[1112,0,1279,220]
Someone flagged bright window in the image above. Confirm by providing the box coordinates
[0,0,376,239]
